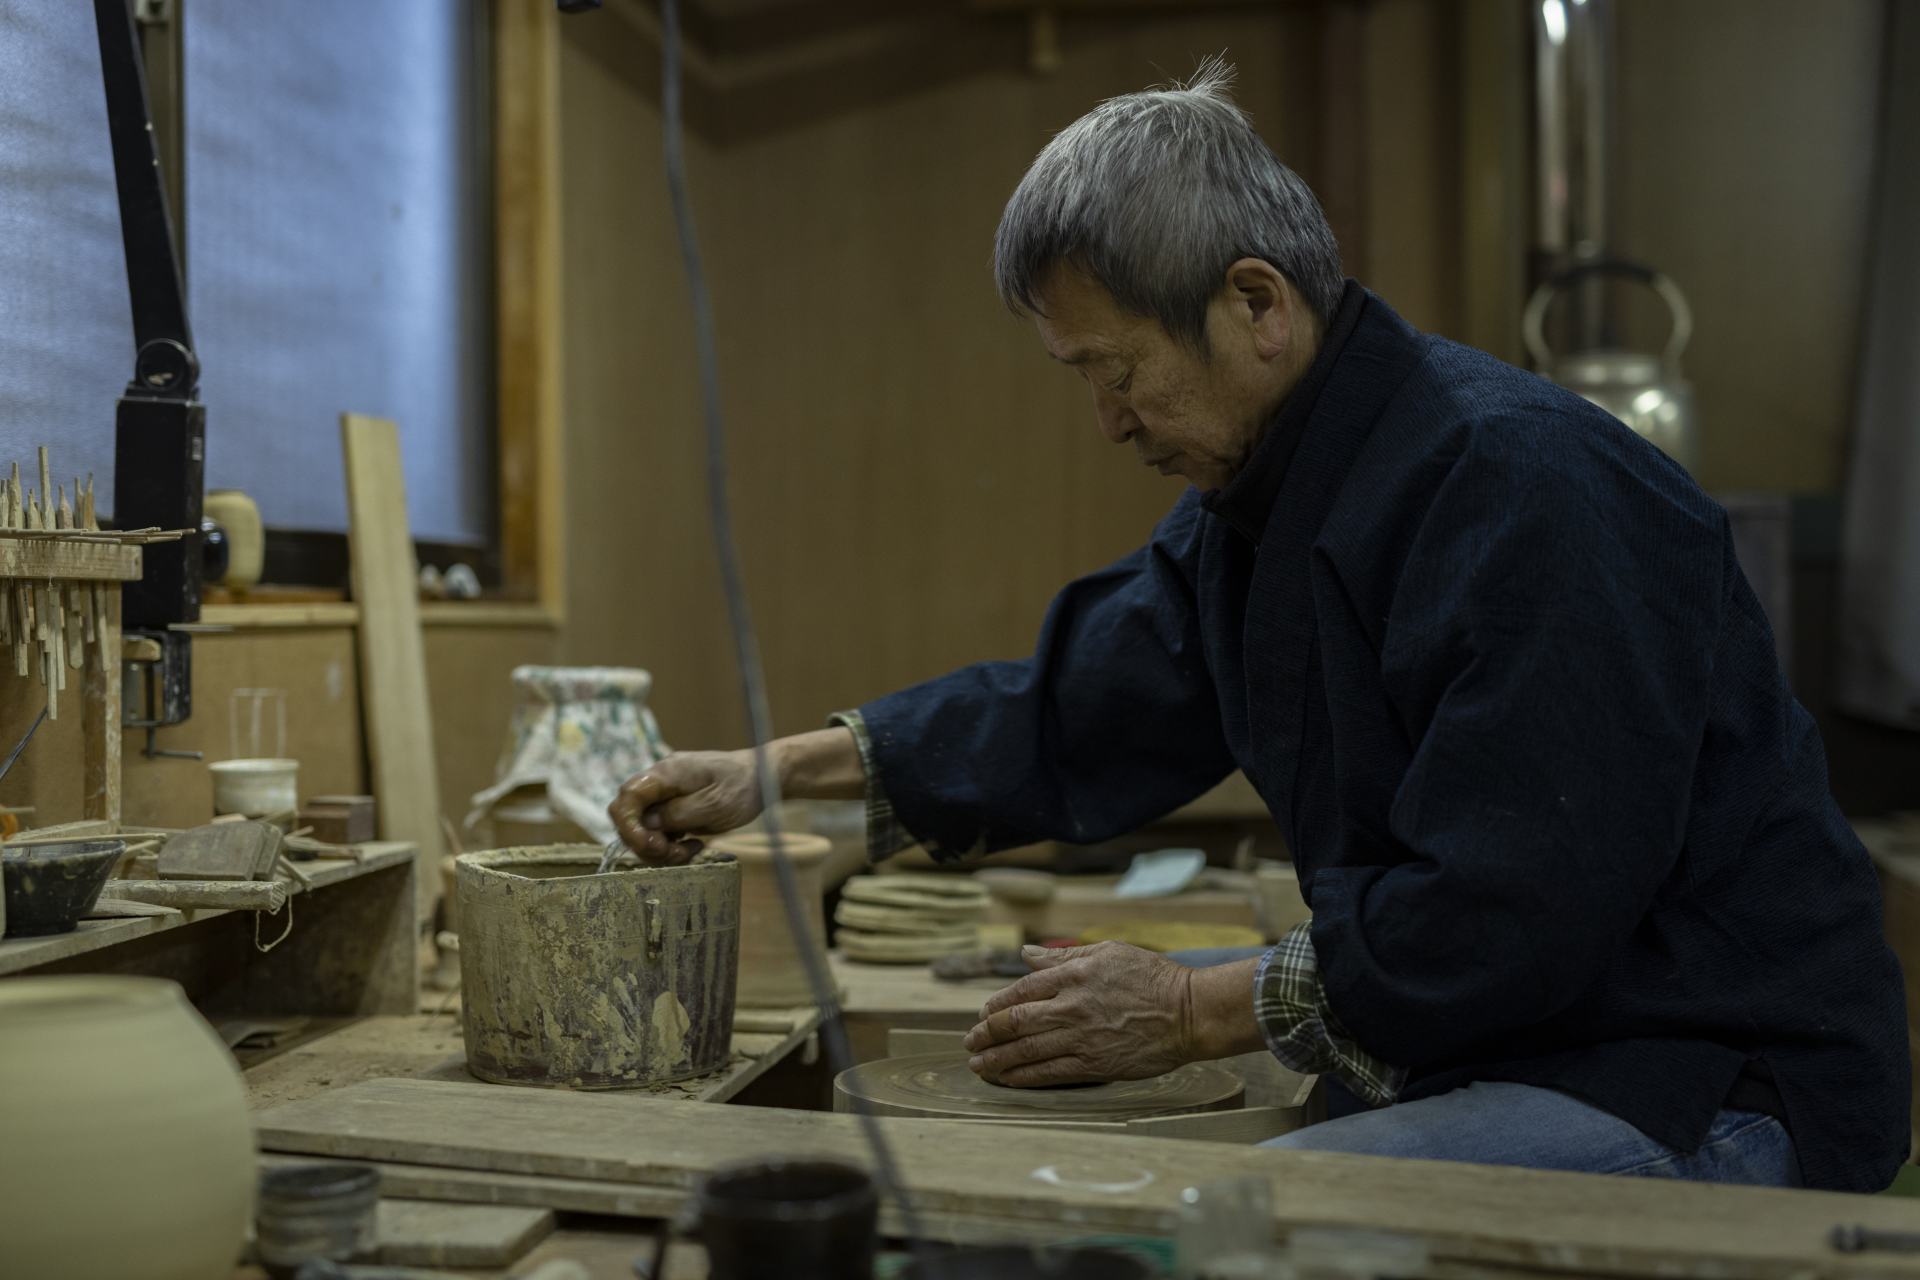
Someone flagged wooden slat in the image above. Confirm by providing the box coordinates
[0,537,141,581]
[494,0,567,619]
[257,1078,1920,1280]
[342,414,445,927]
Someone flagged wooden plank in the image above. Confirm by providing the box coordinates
[0,536,141,581]
[244,1006,823,1111]
[342,414,445,927]
[256,1078,1920,1280]
[81,586,121,823]
[255,1154,1109,1250]
[104,877,288,912]
[375,1199,553,1268]
[494,0,567,618]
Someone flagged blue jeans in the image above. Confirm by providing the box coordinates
[1265,1081,1799,1186]
[1167,948,1800,1185]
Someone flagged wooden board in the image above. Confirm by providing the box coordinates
[243,1006,824,1111]
[256,1154,1114,1250]
[255,1078,1920,1280]
[81,587,120,823]
[375,1199,553,1268]
[833,1052,1243,1123]
[342,413,444,925]
[0,537,141,581]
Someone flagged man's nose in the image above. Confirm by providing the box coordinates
[1092,388,1137,444]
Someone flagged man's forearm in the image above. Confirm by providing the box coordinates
[769,727,866,800]
[1182,957,1268,1060]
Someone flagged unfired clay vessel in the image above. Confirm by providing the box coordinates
[0,976,255,1278]
[707,830,833,1008]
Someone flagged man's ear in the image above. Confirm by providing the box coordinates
[1224,257,1292,361]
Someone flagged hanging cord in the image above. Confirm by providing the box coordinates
[655,0,930,1255]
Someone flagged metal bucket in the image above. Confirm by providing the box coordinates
[456,845,740,1088]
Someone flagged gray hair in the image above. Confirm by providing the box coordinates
[993,58,1344,348]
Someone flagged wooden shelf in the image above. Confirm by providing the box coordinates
[0,536,141,582]
[0,842,413,977]
[195,601,559,630]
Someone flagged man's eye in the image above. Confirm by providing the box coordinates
[1108,372,1133,394]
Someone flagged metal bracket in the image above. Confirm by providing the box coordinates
[123,628,200,760]
[134,0,172,26]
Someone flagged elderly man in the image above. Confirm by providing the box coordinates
[610,64,1906,1191]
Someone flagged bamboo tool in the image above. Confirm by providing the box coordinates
[0,446,188,722]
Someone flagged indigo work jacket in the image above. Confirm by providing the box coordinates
[853,284,1909,1193]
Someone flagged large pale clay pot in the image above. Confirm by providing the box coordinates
[706,830,834,1008]
[0,976,255,1279]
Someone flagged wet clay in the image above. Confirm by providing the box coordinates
[832,1051,1244,1123]
[457,846,740,1088]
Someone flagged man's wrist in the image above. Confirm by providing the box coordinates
[1182,957,1266,1061]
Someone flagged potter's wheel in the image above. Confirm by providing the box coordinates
[832,1052,1243,1122]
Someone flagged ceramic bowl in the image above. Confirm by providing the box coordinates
[0,839,124,936]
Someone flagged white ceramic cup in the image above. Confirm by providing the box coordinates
[209,757,299,817]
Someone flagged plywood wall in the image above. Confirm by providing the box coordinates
[1613,0,1884,493]
[555,3,1349,748]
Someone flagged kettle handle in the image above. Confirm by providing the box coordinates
[1522,257,1693,368]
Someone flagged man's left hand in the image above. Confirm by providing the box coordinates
[961,941,1195,1086]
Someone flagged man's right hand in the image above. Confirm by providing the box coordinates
[608,751,763,865]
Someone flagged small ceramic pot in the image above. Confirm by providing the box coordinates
[706,831,834,1008]
[210,757,300,817]
[0,976,256,1278]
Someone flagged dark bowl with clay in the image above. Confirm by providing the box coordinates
[1,839,124,937]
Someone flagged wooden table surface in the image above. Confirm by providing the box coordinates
[243,1001,825,1111]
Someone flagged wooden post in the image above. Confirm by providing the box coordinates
[82,587,122,824]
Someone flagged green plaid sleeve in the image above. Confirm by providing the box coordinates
[1255,921,1407,1107]
[828,710,919,863]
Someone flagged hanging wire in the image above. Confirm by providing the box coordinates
[654,0,930,1255]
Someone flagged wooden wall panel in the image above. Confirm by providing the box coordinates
[555,6,1324,749]
[0,630,364,831]
[425,626,562,840]
[1614,0,1883,493]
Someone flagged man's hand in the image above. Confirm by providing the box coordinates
[608,751,761,865]
[961,941,1197,1086]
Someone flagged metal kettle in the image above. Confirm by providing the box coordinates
[1523,258,1698,472]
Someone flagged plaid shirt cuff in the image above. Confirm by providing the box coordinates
[1254,921,1407,1107]
[828,710,918,863]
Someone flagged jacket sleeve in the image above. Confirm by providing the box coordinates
[1311,424,1729,1066]
[852,492,1237,861]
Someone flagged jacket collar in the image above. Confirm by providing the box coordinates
[1203,279,1368,544]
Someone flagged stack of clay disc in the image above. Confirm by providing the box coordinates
[834,1052,1244,1122]
[834,873,988,964]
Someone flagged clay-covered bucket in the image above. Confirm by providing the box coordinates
[456,846,740,1088]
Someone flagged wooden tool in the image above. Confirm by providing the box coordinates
[157,821,284,881]
[832,1052,1243,1123]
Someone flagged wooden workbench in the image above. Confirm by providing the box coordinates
[244,1001,826,1112]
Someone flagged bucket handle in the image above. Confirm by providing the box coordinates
[1522,257,1693,368]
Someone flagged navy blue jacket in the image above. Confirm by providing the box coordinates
[858,286,1909,1192]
